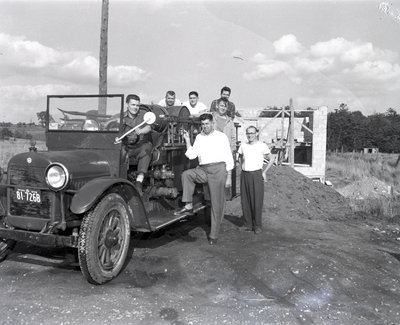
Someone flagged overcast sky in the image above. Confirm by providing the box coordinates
[0,0,400,123]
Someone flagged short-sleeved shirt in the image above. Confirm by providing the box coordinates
[238,141,270,171]
[122,111,152,148]
[158,98,182,107]
[182,101,209,116]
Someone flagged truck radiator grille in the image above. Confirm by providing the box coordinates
[9,165,47,187]
[8,165,51,218]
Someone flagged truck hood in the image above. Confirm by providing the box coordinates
[8,150,111,180]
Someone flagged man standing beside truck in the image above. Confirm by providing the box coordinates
[174,113,234,245]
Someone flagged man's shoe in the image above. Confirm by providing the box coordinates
[208,238,218,245]
[254,227,262,234]
[173,206,194,216]
[238,226,253,232]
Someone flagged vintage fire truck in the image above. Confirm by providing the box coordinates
[0,94,235,284]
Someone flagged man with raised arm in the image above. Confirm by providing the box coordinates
[174,113,234,245]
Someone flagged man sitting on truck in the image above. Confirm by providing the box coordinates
[122,94,153,195]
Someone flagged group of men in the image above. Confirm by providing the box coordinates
[156,87,239,118]
[122,86,271,245]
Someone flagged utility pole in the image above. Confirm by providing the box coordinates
[98,0,109,114]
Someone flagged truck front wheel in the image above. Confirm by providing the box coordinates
[78,193,131,285]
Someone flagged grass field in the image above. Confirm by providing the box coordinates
[326,152,400,220]
[0,138,47,170]
[326,151,400,188]
[9,125,46,142]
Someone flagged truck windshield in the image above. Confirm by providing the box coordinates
[47,95,123,132]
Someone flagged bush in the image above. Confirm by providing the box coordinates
[0,127,13,139]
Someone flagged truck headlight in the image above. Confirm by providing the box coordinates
[45,163,69,191]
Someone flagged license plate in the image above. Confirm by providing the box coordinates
[15,188,41,203]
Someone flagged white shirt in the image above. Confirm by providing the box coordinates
[182,101,208,116]
[238,141,270,171]
[158,98,182,107]
[185,130,234,171]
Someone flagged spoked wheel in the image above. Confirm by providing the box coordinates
[0,238,16,263]
[78,193,132,285]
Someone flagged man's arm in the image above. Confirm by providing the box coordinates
[135,124,152,135]
[210,100,217,112]
[262,151,275,181]
[222,134,234,187]
[182,129,198,160]
[228,102,236,119]
[229,121,236,152]
[222,134,234,171]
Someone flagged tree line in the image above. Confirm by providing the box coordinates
[327,104,400,153]
[0,127,34,140]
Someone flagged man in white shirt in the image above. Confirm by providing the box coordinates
[182,91,208,116]
[158,90,182,108]
[174,113,234,245]
[238,126,271,234]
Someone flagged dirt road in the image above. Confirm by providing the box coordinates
[0,167,399,324]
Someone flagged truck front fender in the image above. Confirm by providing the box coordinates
[70,178,150,231]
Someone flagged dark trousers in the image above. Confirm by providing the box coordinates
[181,163,227,240]
[127,142,152,174]
[240,169,264,229]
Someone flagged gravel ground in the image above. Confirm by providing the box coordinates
[1,166,400,324]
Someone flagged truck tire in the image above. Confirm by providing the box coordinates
[0,239,16,263]
[78,193,131,285]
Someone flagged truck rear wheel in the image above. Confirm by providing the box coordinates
[0,238,15,263]
[78,193,131,285]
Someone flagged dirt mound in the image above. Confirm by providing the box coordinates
[226,166,354,222]
[336,177,392,200]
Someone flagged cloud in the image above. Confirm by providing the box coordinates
[252,53,267,64]
[310,37,397,63]
[344,60,400,82]
[0,33,59,68]
[244,60,302,83]
[0,33,149,86]
[244,34,400,95]
[196,62,209,68]
[0,84,74,101]
[57,55,149,85]
[310,37,350,58]
[244,60,289,80]
[292,57,335,74]
[273,34,303,55]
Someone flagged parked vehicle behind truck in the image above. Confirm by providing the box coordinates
[0,94,218,284]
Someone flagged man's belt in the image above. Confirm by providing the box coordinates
[200,162,225,167]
